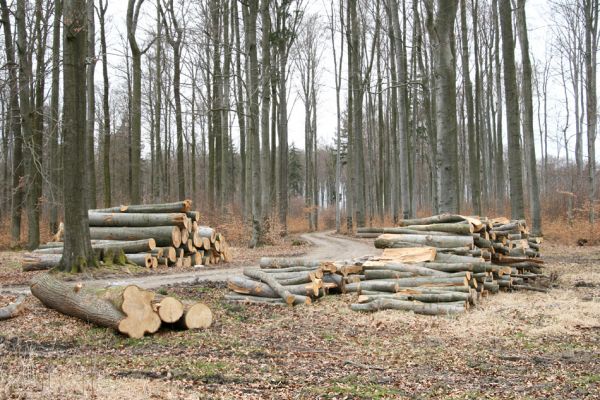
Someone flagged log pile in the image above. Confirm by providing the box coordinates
[225,215,546,316]
[30,274,212,338]
[25,200,232,271]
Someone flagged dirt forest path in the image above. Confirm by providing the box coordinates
[1,231,379,295]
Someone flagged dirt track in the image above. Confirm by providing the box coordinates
[0,231,379,294]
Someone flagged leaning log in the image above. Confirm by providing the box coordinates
[89,226,182,247]
[88,212,189,229]
[374,234,474,249]
[243,269,310,305]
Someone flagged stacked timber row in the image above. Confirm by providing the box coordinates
[24,200,232,271]
[31,274,212,338]
[225,215,546,315]
[359,214,544,293]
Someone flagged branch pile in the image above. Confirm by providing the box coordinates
[24,200,232,271]
[30,274,212,338]
[226,214,546,316]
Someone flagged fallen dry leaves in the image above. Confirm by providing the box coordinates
[0,245,599,399]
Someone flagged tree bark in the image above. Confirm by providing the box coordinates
[86,0,97,209]
[374,234,474,249]
[98,0,111,207]
[88,212,189,228]
[499,0,525,220]
[351,298,465,315]
[88,226,181,247]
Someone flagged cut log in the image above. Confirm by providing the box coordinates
[0,295,26,320]
[31,275,161,338]
[435,253,484,263]
[88,212,189,229]
[259,257,325,269]
[22,254,62,271]
[350,298,465,315]
[243,269,310,305]
[33,239,157,255]
[374,234,474,249]
[91,200,192,214]
[361,261,448,276]
[89,226,182,247]
[224,293,287,305]
[151,295,184,323]
[126,253,152,268]
[358,291,470,303]
[177,302,212,329]
[364,270,419,280]
[197,226,217,243]
[396,214,467,226]
[376,247,437,263]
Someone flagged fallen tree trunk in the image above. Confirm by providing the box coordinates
[350,298,465,315]
[403,222,473,235]
[375,234,474,249]
[361,261,447,276]
[0,295,26,320]
[30,274,161,338]
[357,291,470,303]
[243,269,311,305]
[224,294,287,305]
[259,257,325,269]
[176,302,213,329]
[89,226,182,247]
[88,212,189,229]
[91,200,192,214]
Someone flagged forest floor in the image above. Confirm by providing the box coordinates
[0,240,599,399]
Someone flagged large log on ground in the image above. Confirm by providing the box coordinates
[22,254,62,271]
[0,295,26,320]
[197,226,217,243]
[152,296,184,323]
[376,247,437,263]
[89,226,182,247]
[30,275,161,338]
[91,200,192,214]
[88,212,189,229]
[243,269,310,305]
[126,253,152,268]
[176,302,212,329]
[397,215,467,226]
[435,253,484,263]
[350,298,465,315]
[375,234,474,249]
[357,291,470,303]
[345,276,468,293]
[259,257,325,269]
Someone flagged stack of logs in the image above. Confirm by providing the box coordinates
[30,274,212,338]
[225,214,545,316]
[23,200,232,271]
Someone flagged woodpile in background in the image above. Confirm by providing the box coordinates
[23,200,232,271]
[226,214,546,316]
[30,274,212,338]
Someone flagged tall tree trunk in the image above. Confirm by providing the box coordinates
[459,0,480,214]
[99,0,111,207]
[260,0,271,218]
[584,0,598,224]
[516,0,541,235]
[492,0,504,212]
[233,0,247,216]
[211,0,222,209]
[153,3,162,202]
[86,0,97,209]
[127,0,144,203]
[16,0,38,249]
[277,17,289,235]
[425,0,460,213]
[62,0,96,272]
[498,0,525,220]
[0,0,24,245]
[49,0,62,230]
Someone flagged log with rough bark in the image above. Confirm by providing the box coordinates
[91,200,192,214]
[89,226,182,247]
[88,212,189,229]
[0,295,26,320]
[350,298,466,315]
[22,254,62,271]
[374,234,474,249]
[30,274,161,338]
